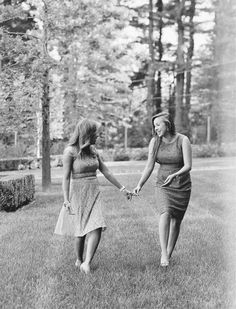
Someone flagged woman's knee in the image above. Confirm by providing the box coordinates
[171,217,181,228]
[88,228,102,236]
[160,211,171,219]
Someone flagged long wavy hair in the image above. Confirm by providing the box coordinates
[68,119,99,156]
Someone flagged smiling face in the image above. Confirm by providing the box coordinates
[153,117,168,137]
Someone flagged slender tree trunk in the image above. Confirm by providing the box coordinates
[41,0,51,191]
[214,0,224,144]
[42,68,51,191]
[168,82,176,119]
[147,0,155,116]
[154,0,163,114]
[36,107,41,158]
[184,0,195,138]
[175,0,185,132]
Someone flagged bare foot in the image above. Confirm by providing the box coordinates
[160,255,169,267]
[80,262,91,274]
[75,259,82,268]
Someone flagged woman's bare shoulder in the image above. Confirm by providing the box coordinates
[63,145,77,157]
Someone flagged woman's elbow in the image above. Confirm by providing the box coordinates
[63,175,70,184]
[146,162,154,173]
[103,170,112,179]
[186,165,192,172]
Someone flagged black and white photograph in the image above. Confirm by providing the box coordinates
[0,0,236,308]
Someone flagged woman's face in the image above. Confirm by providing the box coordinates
[153,117,168,137]
[90,126,105,145]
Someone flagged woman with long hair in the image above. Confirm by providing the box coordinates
[133,112,192,267]
[55,119,132,274]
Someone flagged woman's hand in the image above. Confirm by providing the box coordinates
[63,201,74,214]
[161,174,177,187]
[122,189,133,201]
[133,185,141,195]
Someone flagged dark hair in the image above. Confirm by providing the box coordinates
[68,118,99,156]
[151,112,176,136]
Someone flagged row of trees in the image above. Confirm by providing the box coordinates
[1,0,236,189]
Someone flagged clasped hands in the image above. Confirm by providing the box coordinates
[122,185,141,201]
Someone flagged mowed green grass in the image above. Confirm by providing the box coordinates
[0,169,235,309]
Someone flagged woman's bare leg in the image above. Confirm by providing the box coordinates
[159,212,171,265]
[80,228,102,274]
[75,236,85,266]
[167,218,181,259]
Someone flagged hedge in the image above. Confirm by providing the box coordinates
[0,155,63,172]
[0,174,35,211]
[0,158,34,171]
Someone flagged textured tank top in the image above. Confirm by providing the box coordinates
[156,133,184,168]
[155,134,191,189]
[65,146,99,178]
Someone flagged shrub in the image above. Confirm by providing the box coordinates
[113,151,130,161]
[97,149,113,162]
[0,174,35,211]
[0,158,34,171]
[131,148,148,161]
[0,155,64,172]
[192,144,225,158]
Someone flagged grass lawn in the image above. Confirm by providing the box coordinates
[0,168,235,309]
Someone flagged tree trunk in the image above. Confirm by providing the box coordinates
[168,83,176,119]
[42,68,51,191]
[154,0,163,114]
[41,0,51,191]
[147,0,155,117]
[184,0,195,138]
[175,0,185,132]
[36,109,41,158]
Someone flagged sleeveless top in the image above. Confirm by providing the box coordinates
[156,133,184,167]
[155,133,191,190]
[65,146,99,179]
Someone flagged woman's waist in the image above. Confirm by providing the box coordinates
[156,170,191,187]
[158,163,183,170]
[72,172,97,180]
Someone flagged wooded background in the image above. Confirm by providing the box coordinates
[1,0,236,189]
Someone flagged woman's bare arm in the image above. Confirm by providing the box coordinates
[62,148,73,203]
[134,138,156,193]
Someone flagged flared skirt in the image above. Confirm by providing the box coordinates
[54,177,106,237]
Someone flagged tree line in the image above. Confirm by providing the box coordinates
[1,0,236,190]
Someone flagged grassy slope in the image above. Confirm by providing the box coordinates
[0,170,235,309]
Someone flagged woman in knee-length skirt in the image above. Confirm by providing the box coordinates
[133,112,192,267]
[54,119,132,274]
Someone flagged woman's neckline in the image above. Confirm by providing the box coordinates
[162,133,179,144]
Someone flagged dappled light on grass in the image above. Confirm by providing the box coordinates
[0,171,233,308]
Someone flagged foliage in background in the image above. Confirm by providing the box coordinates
[1,0,236,160]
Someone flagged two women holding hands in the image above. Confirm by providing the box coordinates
[55,111,192,273]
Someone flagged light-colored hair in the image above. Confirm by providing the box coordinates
[68,118,99,156]
[151,112,176,136]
